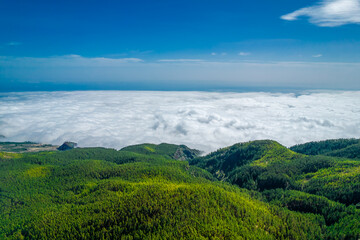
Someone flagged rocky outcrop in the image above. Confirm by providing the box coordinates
[57,142,78,151]
[173,145,202,161]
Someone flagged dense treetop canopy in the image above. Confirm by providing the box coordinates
[0,139,359,239]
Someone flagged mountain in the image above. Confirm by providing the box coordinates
[190,140,296,176]
[191,140,360,205]
[121,143,202,160]
[0,139,359,239]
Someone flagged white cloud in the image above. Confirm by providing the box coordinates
[60,55,144,63]
[281,0,360,27]
[238,52,251,56]
[312,54,323,57]
[157,59,204,62]
[211,52,217,56]
[0,91,359,153]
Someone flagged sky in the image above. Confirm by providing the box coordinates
[1,91,359,152]
[1,0,360,91]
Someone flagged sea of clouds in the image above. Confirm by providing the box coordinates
[0,91,359,153]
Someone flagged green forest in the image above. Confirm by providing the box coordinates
[0,139,359,239]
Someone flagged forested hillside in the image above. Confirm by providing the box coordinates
[0,140,359,239]
[290,139,360,159]
[190,140,360,238]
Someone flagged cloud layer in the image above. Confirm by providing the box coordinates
[282,0,360,27]
[0,91,359,153]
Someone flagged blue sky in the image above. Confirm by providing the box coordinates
[1,0,360,91]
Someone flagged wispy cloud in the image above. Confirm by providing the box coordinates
[7,41,22,46]
[238,52,251,56]
[62,54,144,63]
[1,56,360,90]
[0,55,144,67]
[1,91,359,153]
[210,52,227,56]
[281,0,360,27]
[157,59,204,62]
[312,54,323,58]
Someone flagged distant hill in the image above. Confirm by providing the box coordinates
[290,138,360,159]
[121,143,202,160]
[324,143,360,159]
[0,141,58,153]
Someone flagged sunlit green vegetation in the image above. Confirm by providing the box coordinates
[191,140,360,204]
[1,139,359,239]
[190,139,360,239]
